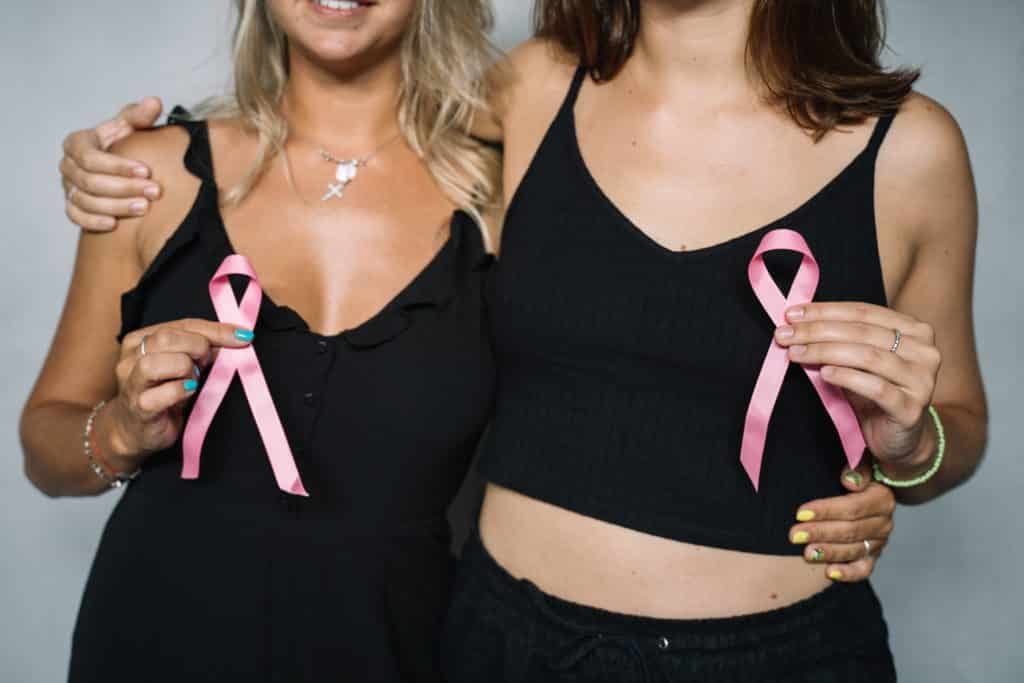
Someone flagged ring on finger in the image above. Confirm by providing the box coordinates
[863,539,872,556]
[66,185,78,201]
[889,328,902,354]
[139,334,150,357]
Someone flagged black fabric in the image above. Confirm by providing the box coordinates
[443,532,896,683]
[478,67,894,555]
[68,112,496,683]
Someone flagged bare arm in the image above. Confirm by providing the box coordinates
[22,128,250,497]
[875,94,987,503]
[778,94,987,505]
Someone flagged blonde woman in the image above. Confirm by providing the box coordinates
[22,1,499,681]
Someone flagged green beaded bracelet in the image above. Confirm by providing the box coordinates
[872,405,945,488]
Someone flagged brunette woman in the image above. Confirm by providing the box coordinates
[440,0,986,680]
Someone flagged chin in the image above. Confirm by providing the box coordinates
[270,0,413,66]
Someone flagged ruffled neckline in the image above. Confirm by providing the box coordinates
[121,108,491,349]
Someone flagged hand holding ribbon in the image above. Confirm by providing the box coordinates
[182,254,308,496]
[741,229,866,491]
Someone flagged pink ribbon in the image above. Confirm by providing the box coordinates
[181,255,308,496]
[740,229,865,491]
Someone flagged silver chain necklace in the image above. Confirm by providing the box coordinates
[317,132,402,202]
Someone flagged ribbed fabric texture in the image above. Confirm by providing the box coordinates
[478,67,893,555]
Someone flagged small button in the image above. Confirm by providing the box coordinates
[657,636,670,650]
[303,392,316,407]
[316,340,328,355]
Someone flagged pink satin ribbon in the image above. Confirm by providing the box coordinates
[740,229,865,491]
[181,255,308,496]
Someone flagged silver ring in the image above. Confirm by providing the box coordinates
[66,185,78,201]
[863,539,872,556]
[889,328,902,354]
[139,334,149,357]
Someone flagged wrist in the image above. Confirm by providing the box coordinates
[873,406,946,489]
[879,416,938,480]
[94,401,143,473]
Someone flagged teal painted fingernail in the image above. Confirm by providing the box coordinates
[184,379,198,392]
[810,547,825,562]
[234,329,255,342]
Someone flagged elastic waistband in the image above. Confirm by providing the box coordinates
[461,529,883,651]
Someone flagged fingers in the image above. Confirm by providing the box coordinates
[785,302,932,342]
[118,97,164,130]
[819,365,922,428]
[824,555,879,583]
[804,538,887,565]
[796,480,895,523]
[785,341,929,397]
[129,326,217,366]
[776,319,935,362]
[122,319,255,358]
[790,514,892,548]
[62,156,161,200]
[136,375,199,415]
[68,186,149,220]
[66,199,117,232]
[839,462,872,492]
[64,129,150,178]
[125,352,198,419]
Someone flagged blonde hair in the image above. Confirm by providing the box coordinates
[195,0,502,242]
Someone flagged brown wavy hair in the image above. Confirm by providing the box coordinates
[534,0,919,139]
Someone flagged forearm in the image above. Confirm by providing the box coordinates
[881,402,988,505]
[20,399,134,498]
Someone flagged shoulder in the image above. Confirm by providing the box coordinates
[876,92,975,241]
[881,93,970,185]
[108,121,204,265]
[493,38,579,128]
[109,123,192,180]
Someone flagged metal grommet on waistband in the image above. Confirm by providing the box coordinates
[657,636,670,650]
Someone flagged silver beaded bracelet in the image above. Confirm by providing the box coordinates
[84,400,140,488]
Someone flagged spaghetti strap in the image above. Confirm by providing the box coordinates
[566,64,587,106]
[864,113,897,159]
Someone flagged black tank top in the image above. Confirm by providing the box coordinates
[69,111,495,683]
[478,67,892,556]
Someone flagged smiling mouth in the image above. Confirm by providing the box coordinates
[312,0,373,12]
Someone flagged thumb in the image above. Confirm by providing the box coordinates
[119,97,164,129]
[840,460,871,492]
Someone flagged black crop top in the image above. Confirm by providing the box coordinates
[477,67,892,555]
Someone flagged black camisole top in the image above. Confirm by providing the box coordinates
[69,111,495,683]
[478,67,892,556]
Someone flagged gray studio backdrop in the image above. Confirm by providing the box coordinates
[2,2,1020,681]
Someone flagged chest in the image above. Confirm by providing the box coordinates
[572,88,879,255]
[217,135,455,337]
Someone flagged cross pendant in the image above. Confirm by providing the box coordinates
[322,181,347,201]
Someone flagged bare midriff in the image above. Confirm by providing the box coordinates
[479,483,833,619]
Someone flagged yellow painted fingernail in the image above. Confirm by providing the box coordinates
[796,509,815,522]
[791,531,810,544]
[829,569,843,581]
